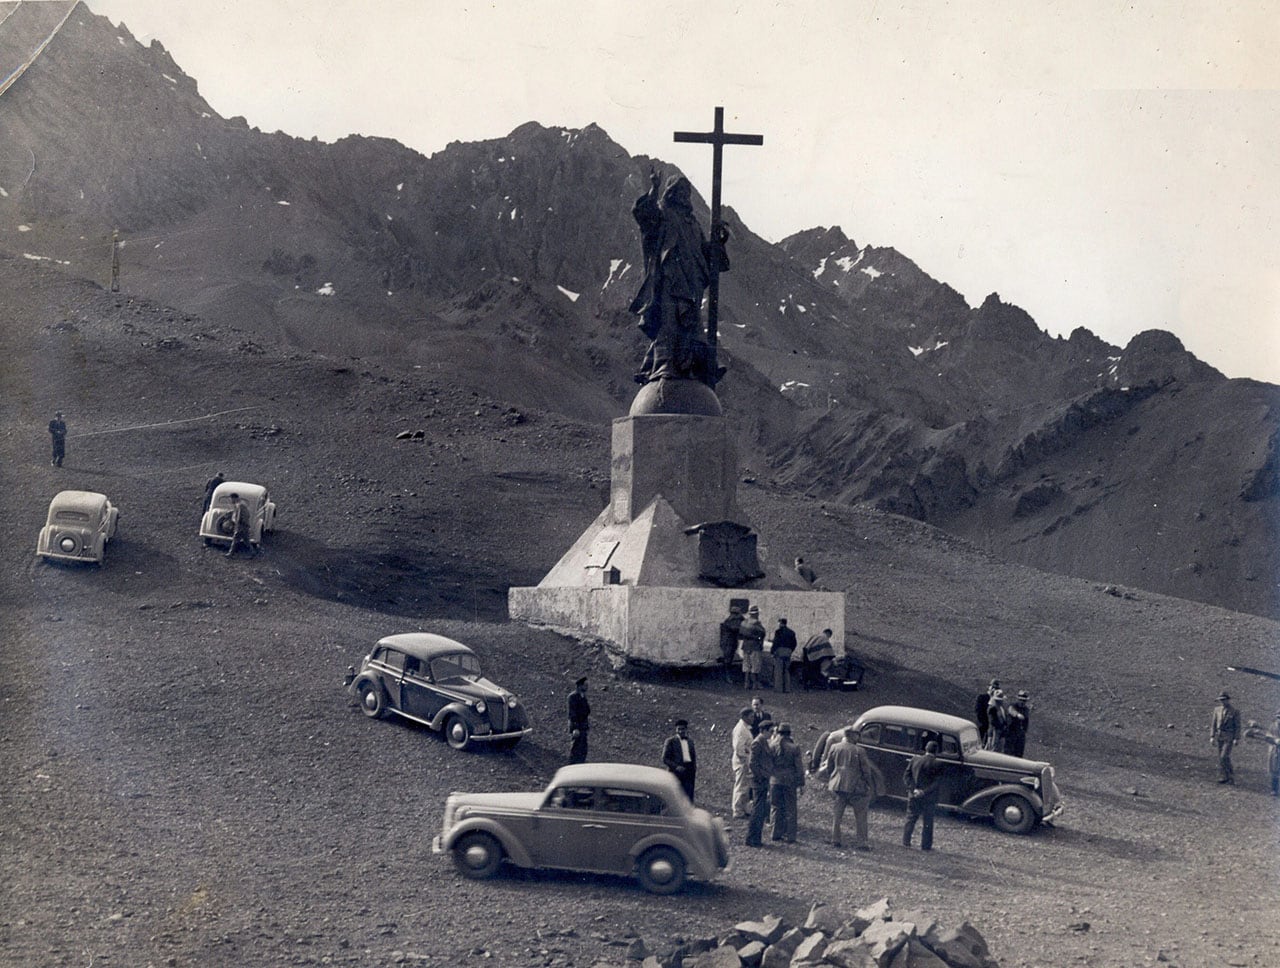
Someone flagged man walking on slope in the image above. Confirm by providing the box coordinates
[1211,691,1240,784]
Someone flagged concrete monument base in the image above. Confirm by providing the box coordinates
[508,390,845,666]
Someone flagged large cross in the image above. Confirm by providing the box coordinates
[673,106,763,353]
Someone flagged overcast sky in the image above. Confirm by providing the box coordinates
[84,0,1280,384]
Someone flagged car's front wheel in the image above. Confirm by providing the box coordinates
[637,845,687,895]
[991,793,1038,835]
[452,832,503,879]
[357,681,387,719]
[444,714,472,751]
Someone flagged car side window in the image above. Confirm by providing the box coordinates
[597,788,667,816]
[859,723,881,745]
[403,656,423,678]
[939,734,961,757]
[881,724,913,751]
[548,786,595,811]
[381,649,407,675]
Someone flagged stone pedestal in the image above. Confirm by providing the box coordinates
[509,405,844,665]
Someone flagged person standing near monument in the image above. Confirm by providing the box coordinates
[902,740,945,851]
[769,723,805,843]
[770,617,797,693]
[821,726,877,851]
[738,606,766,690]
[628,168,730,387]
[1210,691,1240,784]
[718,604,745,683]
[744,719,777,847]
[730,706,755,818]
[568,676,591,764]
[800,628,835,690]
[662,719,697,801]
[48,411,67,467]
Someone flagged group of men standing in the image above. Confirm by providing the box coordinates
[718,604,835,692]
[974,678,1032,757]
[1212,691,1280,794]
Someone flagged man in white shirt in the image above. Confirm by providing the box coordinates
[662,719,697,801]
[730,707,755,818]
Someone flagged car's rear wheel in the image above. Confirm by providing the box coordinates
[357,681,386,719]
[215,513,235,536]
[637,846,687,895]
[444,714,472,751]
[452,832,503,879]
[991,793,1037,834]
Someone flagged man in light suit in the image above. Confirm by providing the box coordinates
[730,707,755,818]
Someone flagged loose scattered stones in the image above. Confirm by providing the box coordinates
[616,899,997,968]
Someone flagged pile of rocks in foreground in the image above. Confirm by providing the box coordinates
[615,898,999,968]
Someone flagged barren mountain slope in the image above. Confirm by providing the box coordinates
[2,254,1279,968]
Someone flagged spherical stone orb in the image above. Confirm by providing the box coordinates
[629,378,723,416]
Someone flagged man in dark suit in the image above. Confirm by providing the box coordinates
[568,676,591,764]
[975,678,999,742]
[902,740,946,851]
[1211,691,1241,784]
[662,719,697,801]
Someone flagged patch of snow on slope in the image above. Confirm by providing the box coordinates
[861,265,882,279]
[813,256,827,278]
[835,250,865,272]
[601,259,630,291]
[316,282,335,296]
[557,285,580,303]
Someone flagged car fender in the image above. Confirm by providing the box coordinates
[959,783,1043,819]
[441,818,533,868]
[625,832,710,878]
[430,701,486,735]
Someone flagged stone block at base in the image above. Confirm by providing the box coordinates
[509,584,845,666]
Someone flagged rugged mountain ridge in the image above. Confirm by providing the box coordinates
[1,1,1276,617]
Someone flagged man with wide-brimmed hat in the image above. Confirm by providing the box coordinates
[1210,691,1241,784]
[768,723,806,843]
[738,605,767,691]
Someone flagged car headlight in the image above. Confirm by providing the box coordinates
[474,701,487,715]
[1019,775,1040,790]
[507,695,519,708]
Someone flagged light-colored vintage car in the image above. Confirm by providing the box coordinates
[37,490,119,565]
[199,481,276,548]
[433,763,730,894]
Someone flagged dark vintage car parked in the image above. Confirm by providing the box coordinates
[432,763,730,894]
[345,633,531,751]
[846,705,1065,834]
[36,490,119,565]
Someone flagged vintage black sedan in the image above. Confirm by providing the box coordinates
[345,633,531,751]
[848,705,1065,834]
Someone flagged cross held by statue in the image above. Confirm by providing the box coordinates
[673,106,763,350]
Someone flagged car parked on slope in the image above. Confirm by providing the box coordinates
[199,481,275,549]
[433,763,730,894]
[36,490,119,565]
[847,704,1065,835]
[345,633,531,751]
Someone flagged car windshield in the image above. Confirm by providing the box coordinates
[958,724,981,754]
[53,510,91,523]
[430,651,482,681]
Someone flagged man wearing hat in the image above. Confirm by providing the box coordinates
[1210,691,1240,784]
[769,723,806,843]
[984,689,1010,753]
[820,726,878,850]
[902,740,945,851]
[662,719,697,801]
[738,605,767,691]
[1006,690,1032,758]
[718,604,745,683]
[48,410,67,467]
[568,676,591,764]
[744,718,777,847]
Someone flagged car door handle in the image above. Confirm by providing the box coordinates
[580,823,607,830]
